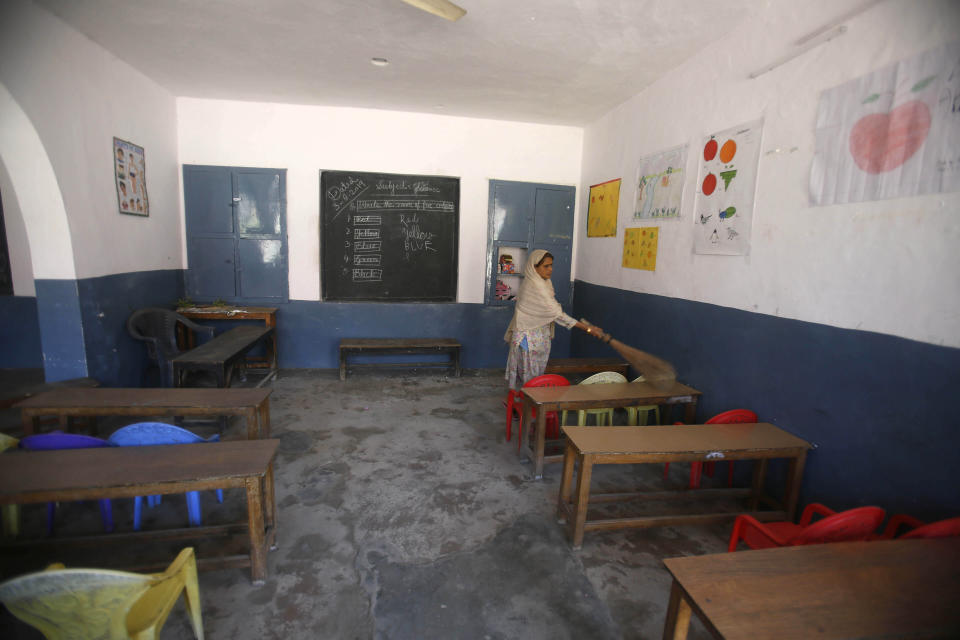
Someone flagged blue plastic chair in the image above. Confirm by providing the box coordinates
[107,422,224,530]
[18,432,116,535]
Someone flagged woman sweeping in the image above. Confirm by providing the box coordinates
[504,249,602,389]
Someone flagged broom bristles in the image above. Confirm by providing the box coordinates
[609,338,677,389]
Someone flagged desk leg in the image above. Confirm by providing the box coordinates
[683,397,698,424]
[571,453,593,549]
[557,441,576,522]
[784,451,807,521]
[339,351,347,381]
[749,459,769,512]
[245,476,268,585]
[259,398,271,439]
[532,400,547,480]
[662,581,692,640]
[264,461,278,551]
[21,412,39,437]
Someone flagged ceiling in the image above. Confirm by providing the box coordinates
[35,0,761,126]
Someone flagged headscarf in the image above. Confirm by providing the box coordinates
[503,249,565,342]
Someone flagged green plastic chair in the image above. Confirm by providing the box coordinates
[624,376,660,426]
[0,433,20,538]
[562,371,627,426]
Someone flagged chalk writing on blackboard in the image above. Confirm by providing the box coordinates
[321,170,459,301]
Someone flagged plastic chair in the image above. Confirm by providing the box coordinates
[665,409,758,489]
[19,432,115,535]
[0,433,21,538]
[107,423,224,530]
[127,307,215,387]
[624,376,660,427]
[728,503,886,552]
[561,371,627,427]
[0,546,204,639]
[878,514,960,539]
[506,374,569,448]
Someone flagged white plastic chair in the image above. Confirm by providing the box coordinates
[562,371,627,426]
[625,376,661,426]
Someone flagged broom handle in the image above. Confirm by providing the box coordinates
[580,318,612,343]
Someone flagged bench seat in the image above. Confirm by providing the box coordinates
[172,326,276,388]
[339,338,461,380]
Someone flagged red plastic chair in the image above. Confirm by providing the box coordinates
[505,374,569,448]
[664,409,758,489]
[878,514,960,540]
[728,503,886,552]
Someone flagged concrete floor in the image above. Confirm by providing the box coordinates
[0,369,731,639]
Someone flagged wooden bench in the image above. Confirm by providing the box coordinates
[15,387,272,439]
[172,326,277,388]
[0,377,100,410]
[544,357,629,378]
[339,338,461,380]
[0,439,279,584]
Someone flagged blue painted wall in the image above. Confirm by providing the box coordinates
[77,269,183,387]
[0,295,42,368]
[276,300,570,369]
[571,281,960,521]
[34,279,88,382]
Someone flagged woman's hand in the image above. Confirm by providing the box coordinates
[577,319,607,341]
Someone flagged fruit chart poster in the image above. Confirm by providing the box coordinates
[693,119,763,255]
[810,40,960,205]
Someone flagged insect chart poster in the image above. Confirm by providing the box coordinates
[587,178,621,237]
[810,40,960,205]
[693,119,763,255]
[623,227,658,271]
[635,144,687,219]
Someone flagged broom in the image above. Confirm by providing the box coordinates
[580,318,677,389]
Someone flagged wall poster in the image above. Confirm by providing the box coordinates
[810,40,960,205]
[623,227,659,271]
[635,144,687,219]
[586,178,620,237]
[113,137,149,216]
[693,119,763,255]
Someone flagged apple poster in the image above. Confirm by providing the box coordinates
[693,119,763,256]
[810,40,960,205]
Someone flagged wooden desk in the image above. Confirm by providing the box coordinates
[0,440,279,584]
[544,357,629,378]
[16,388,272,439]
[178,306,278,373]
[556,423,811,548]
[521,380,702,479]
[662,539,960,640]
[172,325,277,388]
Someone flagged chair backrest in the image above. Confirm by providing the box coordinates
[523,374,570,389]
[791,506,886,545]
[900,516,960,540]
[0,547,202,640]
[19,432,113,451]
[0,566,151,639]
[580,371,627,385]
[0,433,18,453]
[108,422,218,446]
[127,307,189,361]
[706,409,759,424]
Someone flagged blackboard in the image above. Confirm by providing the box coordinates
[320,170,459,301]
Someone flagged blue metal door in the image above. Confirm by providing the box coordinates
[183,165,287,303]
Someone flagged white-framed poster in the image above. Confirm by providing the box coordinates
[114,137,149,216]
[635,144,687,219]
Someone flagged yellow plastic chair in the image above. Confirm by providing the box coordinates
[0,547,204,640]
[0,433,20,538]
[561,371,627,426]
[624,376,661,426]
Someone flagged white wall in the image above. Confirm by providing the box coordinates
[0,0,182,281]
[0,128,36,296]
[177,99,583,302]
[578,0,960,348]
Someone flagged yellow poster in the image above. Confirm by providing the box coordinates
[587,178,620,237]
[623,227,658,271]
